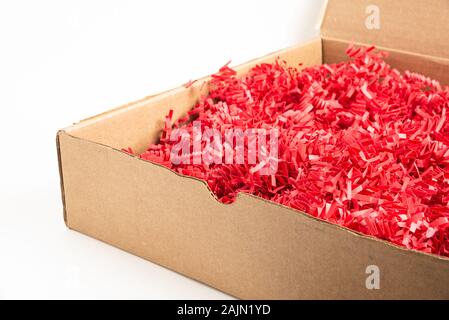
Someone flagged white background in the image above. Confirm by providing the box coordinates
[0,0,325,299]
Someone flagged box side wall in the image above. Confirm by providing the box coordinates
[64,38,322,154]
[322,37,449,86]
[321,0,449,60]
[59,132,449,299]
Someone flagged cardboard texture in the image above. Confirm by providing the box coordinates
[57,1,449,299]
[322,0,449,59]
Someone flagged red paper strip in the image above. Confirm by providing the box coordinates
[134,45,449,257]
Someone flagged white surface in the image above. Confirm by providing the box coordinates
[0,0,324,299]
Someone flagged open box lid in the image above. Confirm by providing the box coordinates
[321,0,449,60]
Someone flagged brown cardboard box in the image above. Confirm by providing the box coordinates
[57,0,449,299]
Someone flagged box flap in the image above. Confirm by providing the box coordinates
[321,0,449,59]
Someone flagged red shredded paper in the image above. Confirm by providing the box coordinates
[128,45,449,257]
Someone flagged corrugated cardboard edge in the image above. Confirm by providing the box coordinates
[56,130,68,226]
[59,129,449,264]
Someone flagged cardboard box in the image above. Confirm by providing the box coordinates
[57,0,449,299]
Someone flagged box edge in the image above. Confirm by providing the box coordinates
[56,130,69,227]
